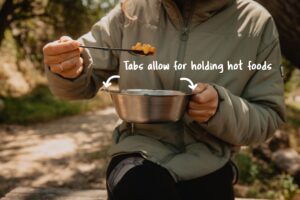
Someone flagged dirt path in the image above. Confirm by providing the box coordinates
[0,107,119,197]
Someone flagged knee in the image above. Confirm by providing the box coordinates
[107,159,176,199]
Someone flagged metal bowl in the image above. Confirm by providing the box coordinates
[108,89,191,123]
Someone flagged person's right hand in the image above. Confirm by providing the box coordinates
[43,36,84,79]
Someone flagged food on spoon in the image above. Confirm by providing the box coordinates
[131,42,156,55]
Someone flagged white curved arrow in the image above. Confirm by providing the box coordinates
[180,77,198,90]
[102,75,120,88]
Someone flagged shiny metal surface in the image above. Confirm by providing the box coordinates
[109,89,191,123]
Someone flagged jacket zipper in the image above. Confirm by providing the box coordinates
[174,5,194,90]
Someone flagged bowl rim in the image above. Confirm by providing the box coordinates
[106,89,193,97]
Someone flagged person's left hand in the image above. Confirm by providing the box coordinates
[188,83,219,123]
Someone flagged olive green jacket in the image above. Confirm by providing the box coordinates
[45,0,285,181]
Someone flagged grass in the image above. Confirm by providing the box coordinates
[0,85,112,124]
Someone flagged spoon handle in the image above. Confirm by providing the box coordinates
[79,45,151,56]
[80,45,133,52]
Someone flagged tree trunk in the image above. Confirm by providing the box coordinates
[0,0,14,45]
[256,0,300,68]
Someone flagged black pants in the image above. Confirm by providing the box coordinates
[106,154,235,200]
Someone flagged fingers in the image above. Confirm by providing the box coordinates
[60,36,73,42]
[60,36,83,53]
[188,101,216,110]
[60,65,84,79]
[49,57,84,78]
[49,56,77,72]
[44,49,81,65]
[43,36,85,79]
[50,64,64,74]
[188,109,216,123]
[192,83,208,94]
[188,84,219,123]
[61,56,83,71]
[60,56,84,78]
[191,85,217,104]
[43,39,81,56]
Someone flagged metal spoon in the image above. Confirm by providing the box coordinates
[79,45,154,56]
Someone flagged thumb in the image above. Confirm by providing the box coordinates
[192,83,208,94]
[59,36,82,52]
[60,36,73,43]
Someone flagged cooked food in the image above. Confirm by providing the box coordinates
[131,42,156,55]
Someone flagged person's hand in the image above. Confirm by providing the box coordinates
[188,83,219,123]
[43,36,83,79]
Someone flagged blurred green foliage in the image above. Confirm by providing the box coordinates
[0,85,112,124]
[0,0,117,66]
[235,84,300,199]
[283,59,300,93]
[287,104,300,127]
[247,174,298,200]
[0,85,82,124]
[235,150,299,200]
[235,152,261,184]
[0,0,116,124]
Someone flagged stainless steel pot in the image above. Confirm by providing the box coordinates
[108,89,192,123]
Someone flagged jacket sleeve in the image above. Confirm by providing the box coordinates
[45,4,124,100]
[200,18,286,146]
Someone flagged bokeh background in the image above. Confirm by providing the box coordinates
[0,0,299,199]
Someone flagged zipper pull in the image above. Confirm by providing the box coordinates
[181,27,189,41]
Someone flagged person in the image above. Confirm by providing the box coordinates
[43,0,286,199]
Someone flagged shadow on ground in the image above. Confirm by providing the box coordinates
[0,107,119,197]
